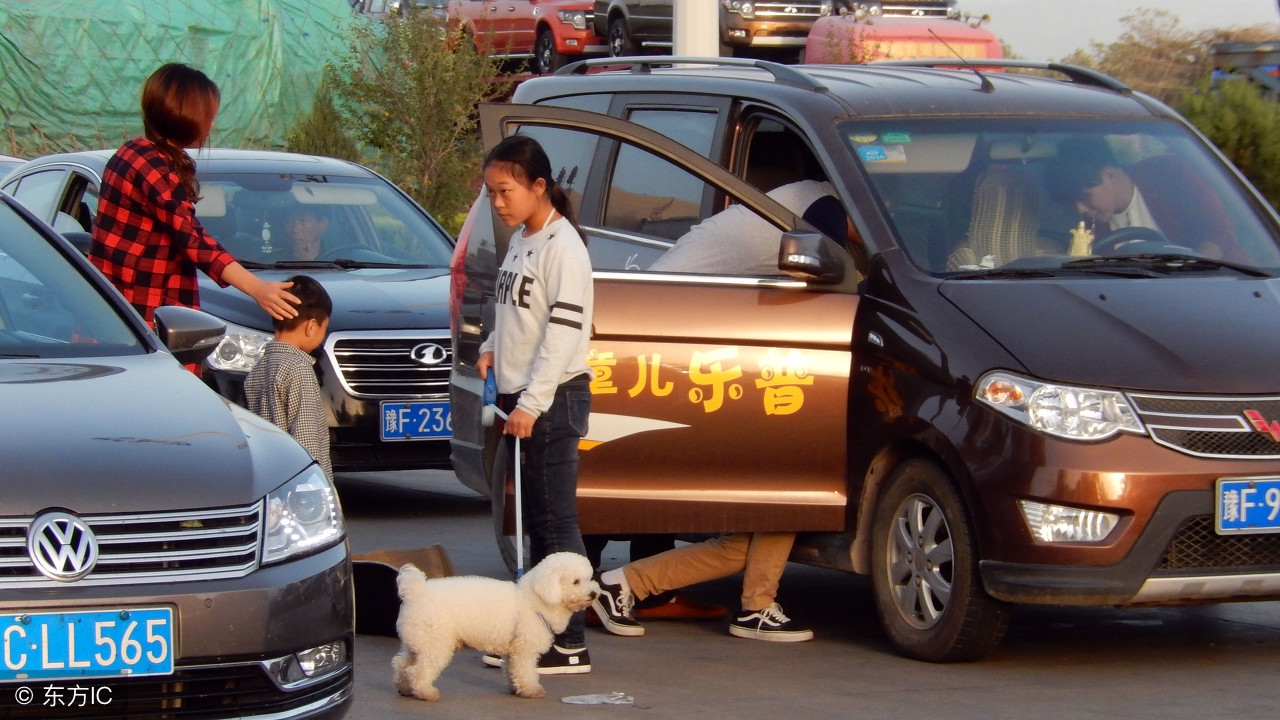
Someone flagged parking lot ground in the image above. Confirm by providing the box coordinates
[338,472,1280,720]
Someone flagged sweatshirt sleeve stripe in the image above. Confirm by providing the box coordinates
[549,316,583,329]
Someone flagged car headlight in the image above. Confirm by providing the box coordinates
[721,0,754,19]
[557,9,587,29]
[975,370,1144,441]
[820,1,833,16]
[206,320,272,372]
[263,465,345,565]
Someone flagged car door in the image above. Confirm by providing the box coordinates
[630,0,671,45]
[465,103,859,535]
[455,0,524,54]
[2,163,100,252]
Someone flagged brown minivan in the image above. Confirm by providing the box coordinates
[450,57,1280,661]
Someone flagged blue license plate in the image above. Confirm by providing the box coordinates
[1,608,173,682]
[1217,477,1280,534]
[380,400,451,440]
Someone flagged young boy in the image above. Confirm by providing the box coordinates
[244,274,334,479]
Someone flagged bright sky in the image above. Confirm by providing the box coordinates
[962,0,1280,61]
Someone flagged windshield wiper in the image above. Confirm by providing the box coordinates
[330,259,434,269]
[947,268,1057,280]
[1062,254,1272,277]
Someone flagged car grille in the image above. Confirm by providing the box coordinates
[753,2,827,19]
[1155,515,1280,573]
[880,2,955,18]
[324,331,452,399]
[0,662,349,720]
[1128,393,1280,460]
[0,503,261,587]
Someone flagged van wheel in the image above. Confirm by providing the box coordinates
[870,459,1009,662]
[608,17,637,57]
[533,28,565,74]
[489,446,529,578]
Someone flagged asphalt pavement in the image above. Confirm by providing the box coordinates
[336,470,1280,720]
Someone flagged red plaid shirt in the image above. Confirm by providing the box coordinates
[90,137,236,323]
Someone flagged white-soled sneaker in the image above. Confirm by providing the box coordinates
[728,603,814,642]
[536,645,592,674]
[591,574,645,637]
[481,645,592,675]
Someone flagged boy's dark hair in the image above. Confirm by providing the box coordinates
[274,275,332,331]
[1047,135,1119,203]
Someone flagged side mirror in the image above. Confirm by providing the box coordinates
[778,231,844,284]
[152,305,227,366]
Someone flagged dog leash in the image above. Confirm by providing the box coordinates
[482,372,525,579]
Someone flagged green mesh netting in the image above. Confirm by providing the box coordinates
[0,0,364,157]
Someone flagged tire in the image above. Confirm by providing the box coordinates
[533,28,565,75]
[489,442,529,578]
[870,459,1010,662]
[608,17,637,57]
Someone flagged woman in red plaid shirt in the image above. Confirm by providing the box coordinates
[90,63,299,328]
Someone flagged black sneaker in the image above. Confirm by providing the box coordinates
[480,646,592,675]
[591,574,645,637]
[728,603,814,642]
[537,645,591,674]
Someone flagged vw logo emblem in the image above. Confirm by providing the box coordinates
[410,343,448,367]
[28,512,98,582]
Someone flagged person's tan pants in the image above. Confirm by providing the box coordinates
[621,532,795,612]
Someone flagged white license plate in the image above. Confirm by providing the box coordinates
[380,400,451,440]
[1,608,173,682]
[1217,477,1280,535]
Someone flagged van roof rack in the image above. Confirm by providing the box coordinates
[556,56,827,93]
[868,58,1132,93]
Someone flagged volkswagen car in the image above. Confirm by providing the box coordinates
[0,192,352,718]
[1,149,457,473]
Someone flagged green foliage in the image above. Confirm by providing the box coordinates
[1059,10,1210,106]
[330,15,512,234]
[285,70,361,162]
[1179,78,1280,209]
[1059,9,1280,107]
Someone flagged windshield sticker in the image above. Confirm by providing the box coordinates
[881,131,912,144]
[857,145,907,163]
[588,346,814,417]
[851,133,878,144]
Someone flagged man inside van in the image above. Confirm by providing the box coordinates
[647,179,855,275]
[1047,135,1238,260]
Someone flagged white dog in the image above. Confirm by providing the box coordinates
[392,551,598,700]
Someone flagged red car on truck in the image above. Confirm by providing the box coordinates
[444,0,606,74]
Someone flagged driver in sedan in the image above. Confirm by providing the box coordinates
[1047,135,1238,261]
[287,207,330,261]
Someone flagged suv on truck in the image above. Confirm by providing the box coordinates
[442,0,606,74]
[450,56,1280,661]
[593,0,834,59]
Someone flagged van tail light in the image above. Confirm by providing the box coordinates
[449,197,482,335]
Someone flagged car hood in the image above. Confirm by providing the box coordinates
[2,354,313,515]
[199,267,452,332]
[939,276,1280,394]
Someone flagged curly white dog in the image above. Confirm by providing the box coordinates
[392,552,599,700]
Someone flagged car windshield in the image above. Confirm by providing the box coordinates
[0,201,141,358]
[194,173,453,268]
[841,117,1280,276]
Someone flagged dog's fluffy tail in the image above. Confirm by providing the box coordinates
[396,563,427,600]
